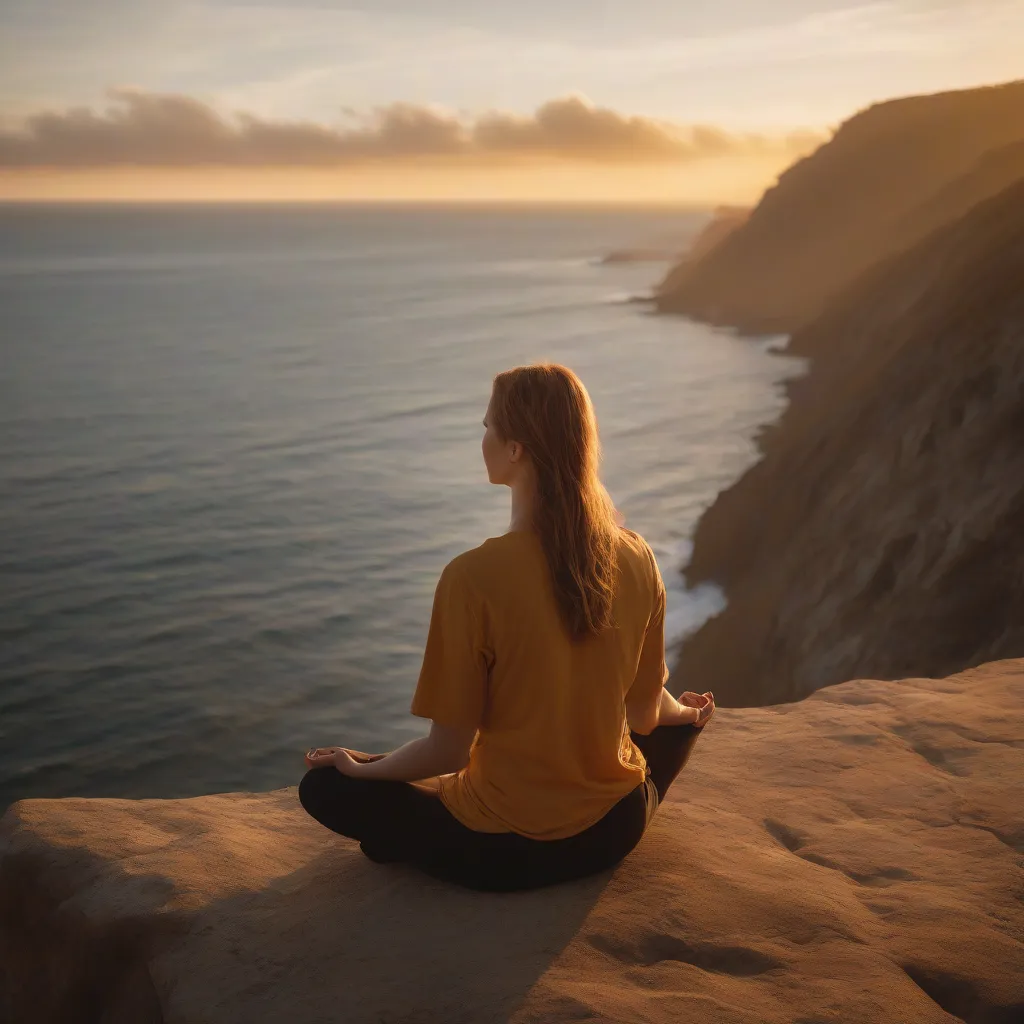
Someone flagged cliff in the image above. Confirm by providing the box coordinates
[893,140,1024,258]
[677,205,750,265]
[600,206,749,265]
[655,80,1024,332]
[672,179,1024,708]
[3,659,1022,1024]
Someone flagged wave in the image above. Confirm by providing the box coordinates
[649,537,727,665]
[600,291,657,306]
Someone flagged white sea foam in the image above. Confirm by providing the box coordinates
[648,537,727,666]
[600,290,656,306]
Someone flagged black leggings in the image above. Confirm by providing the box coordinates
[297,723,703,892]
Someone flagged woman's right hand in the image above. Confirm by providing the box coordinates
[680,691,715,727]
[304,747,387,769]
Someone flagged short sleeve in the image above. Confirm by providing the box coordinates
[410,560,490,730]
[626,545,669,705]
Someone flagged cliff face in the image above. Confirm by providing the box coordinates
[656,80,1024,332]
[680,205,750,264]
[672,180,1024,708]
[2,660,1022,1024]
[893,140,1024,256]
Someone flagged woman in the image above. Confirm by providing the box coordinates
[299,363,715,892]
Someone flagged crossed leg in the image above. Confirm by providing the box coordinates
[297,723,704,891]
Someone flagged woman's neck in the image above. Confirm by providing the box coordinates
[508,477,536,533]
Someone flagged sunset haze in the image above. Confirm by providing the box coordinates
[1,1,1022,200]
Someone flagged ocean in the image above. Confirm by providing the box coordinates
[0,203,803,812]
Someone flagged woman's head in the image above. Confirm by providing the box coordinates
[483,363,621,641]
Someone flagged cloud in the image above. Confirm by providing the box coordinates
[0,89,823,168]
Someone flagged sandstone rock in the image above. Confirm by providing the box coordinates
[3,661,1022,1024]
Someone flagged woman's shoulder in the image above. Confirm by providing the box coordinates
[615,528,662,587]
[616,526,655,562]
[443,531,539,578]
[443,528,655,581]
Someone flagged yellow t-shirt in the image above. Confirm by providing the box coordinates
[410,527,668,840]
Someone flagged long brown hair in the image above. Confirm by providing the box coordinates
[489,363,621,641]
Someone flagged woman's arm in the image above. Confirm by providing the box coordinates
[627,685,701,734]
[334,721,477,781]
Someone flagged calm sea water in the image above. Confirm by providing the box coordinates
[0,203,803,813]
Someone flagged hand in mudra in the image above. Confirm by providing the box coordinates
[680,691,715,727]
[305,747,386,773]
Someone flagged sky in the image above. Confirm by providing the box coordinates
[1,0,1021,201]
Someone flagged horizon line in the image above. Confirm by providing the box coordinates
[0,196,721,210]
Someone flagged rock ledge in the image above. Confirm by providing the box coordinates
[3,660,1023,1023]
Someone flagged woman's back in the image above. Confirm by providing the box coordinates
[301,363,712,891]
[411,526,667,839]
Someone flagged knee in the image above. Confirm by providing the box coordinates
[298,767,367,829]
[298,768,334,817]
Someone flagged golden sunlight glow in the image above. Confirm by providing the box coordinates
[0,153,808,204]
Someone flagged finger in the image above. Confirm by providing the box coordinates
[333,751,359,775]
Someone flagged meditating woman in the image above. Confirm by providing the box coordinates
[299,363,715,892]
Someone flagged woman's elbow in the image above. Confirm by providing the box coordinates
[439,746,472,775]
[429,722,476,772]
[625,705,658,736]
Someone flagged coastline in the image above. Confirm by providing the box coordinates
[656,80,1024,707]
[668,179,1024,707]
